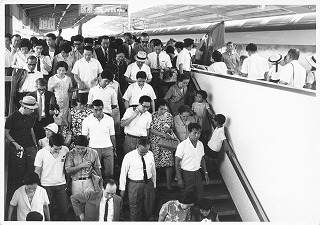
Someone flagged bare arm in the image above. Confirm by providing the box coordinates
[278,80,288,85]
[201,156,210,184]
[34,166,42,178]
[7,205,15,221]
[43,204,51,221]
[120,111,139,127]
[151,100,155,113]
[5,129,22,151]
[124,100,129,109]
[179,63,184,75]
[31,128,37,147]
[125,76,135,84]
[175,156,183,188]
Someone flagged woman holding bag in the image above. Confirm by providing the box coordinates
[149,99,175,190]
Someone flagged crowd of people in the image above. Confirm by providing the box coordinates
[4,29,313,222]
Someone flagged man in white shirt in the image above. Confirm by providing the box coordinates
[175,123,210,202]
[278,48,307,89]
[119,138,156,221]
[70,179,123,221]
[34,134,69,221]
[124,51,152,84]
[82,99,116,179]
[123,71,156,112]
[177,38,194,75]
[146,38,172,98]
[240,43,269,80]
[32,39,52,81]
[72,45,103,103]
[87,69,118,115]
[120,95,152,155]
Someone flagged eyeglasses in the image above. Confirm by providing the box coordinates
[73,42,81,46]
[38,88,46,91]
[28,63,37,66]
[141,105,151,109]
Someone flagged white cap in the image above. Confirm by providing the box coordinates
[44,123,59,134]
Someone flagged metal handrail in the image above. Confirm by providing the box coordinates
[190,73,270,222]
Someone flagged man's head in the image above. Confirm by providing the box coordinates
[135,51,147,67]
[72,34,84,50]
[211,50,223,62]
[138,95,152,113]
[33,39,44,56]
[136,71,147,87]
[187,123,202,142]
[92,99,104,118]
[99,35,110,50]
[74,135,89,153]
[49,133,64,153]
[116,51,125,62]
[12,34,21,48]
[103,179,118,200]
[100,69,114,88]
[286,48,300,62]
[183,38,194,49]
[213,114,226,127]
[45,33,57,48]
[175,41,184,53]
[19,96,38,115]
[84,37,94,47]
[83,46,94,62]
[124,32,133,45]
[59,41,72,57]
[153,39,163,54]
[36,78,47,95]
[137,138,150,156]
[140,32,149,47]
[245,43,257,56]
[5,33,12,47]
[226,41,235,52]
[26,55,37,72]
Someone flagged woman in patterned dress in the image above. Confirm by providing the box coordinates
[48,61,73,142]
[68,94,93,149]
[164,73,190,116]
[149,99,175,190]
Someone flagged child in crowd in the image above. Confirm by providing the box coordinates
[191,198,219,222]
[191,90,211,144]
[38,123,58,149]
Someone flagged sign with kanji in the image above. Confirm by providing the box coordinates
[39,18,55,30]
[79,4,128,17]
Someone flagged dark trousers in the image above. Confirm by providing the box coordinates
[181,169,203,202]
[128,179,155,221]
[7,144,38,203]
[151,70,161,98]
[43,184,68,221]
[123,135,141,155]
[93,147,114,179]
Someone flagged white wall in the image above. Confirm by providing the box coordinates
[193,70,319,222]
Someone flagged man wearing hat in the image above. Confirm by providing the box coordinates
[279,48,306,89]
[305,55,316,90]
[5,95,39,204]
[267,54,283,83]
[124,51,152,84]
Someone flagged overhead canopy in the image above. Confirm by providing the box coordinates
[19,4,316,33]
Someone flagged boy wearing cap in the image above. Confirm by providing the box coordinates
[124,51,152,84]
[5,95,39,203]
[38,123,58,148]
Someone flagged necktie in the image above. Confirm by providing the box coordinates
[105,49,108,62]
[129,45,132,57]
[38,94,43,121]
[157,53,160,69]
[37,56,41,72]
[141,156,148,184]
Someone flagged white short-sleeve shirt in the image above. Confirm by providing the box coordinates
[82,114,115,148]
[87,85,118,114]
[146,51,172,69]
[71,57,103,93]
[278,60,306,88]
[121,107,152,136]
[19,70,43,93]
[176,48,191,72]
[207,126,226,152]
[208,62,228,75]
[34,146,69,186]
[175,138,204,171]
[124,62,152,81]
[10,185,50,221]
[123,82,156,106]
[241,53,269,80]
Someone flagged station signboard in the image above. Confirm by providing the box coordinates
[39,18,55,30]
[79,4,128,17]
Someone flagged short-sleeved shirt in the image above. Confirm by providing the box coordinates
[65,147,101,180]
[34,146,69,186]
[71,57,103,93]
[124,62,152,81]
[10,185,50,221]
[222,51,240,71]
[207,62,228,75]
[121,107,152,136]
[175,137,204,171]
[5,111,36,148]
[82,114,115,148]
[123,82,156,106]
[278,60,306,88]
[87,85,118,114]
[268,64,284,80]
[19,70,43,92]
[32,54,52,75]
[159,200,192,221]
[176,48,191,72]
[146,51,172,69]
[207,126,226,152]
[241,53,269,80]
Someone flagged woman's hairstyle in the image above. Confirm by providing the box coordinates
[197,90,208,100]
[59,41,72,54]
[157,99,169,108]
[56,61,68,71]
[177,73,190,82]
[18,38,31,50]
[178,105,191,114]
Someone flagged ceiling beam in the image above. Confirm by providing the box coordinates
[26,4,77,18]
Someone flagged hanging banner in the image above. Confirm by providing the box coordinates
[39,18,55,30]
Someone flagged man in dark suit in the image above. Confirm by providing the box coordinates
[95,35,116,69]
[70,179,123,221]
[27,78,58,141]
[123,32,135,63]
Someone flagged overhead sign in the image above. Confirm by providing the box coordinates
[79,4,128,17]
[39,18,55,30]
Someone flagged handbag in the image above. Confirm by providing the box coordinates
[91,169,103,192]
[158,132,180,151]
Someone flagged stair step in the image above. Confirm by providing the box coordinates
[211,199,237,217]
[156,179,222,188]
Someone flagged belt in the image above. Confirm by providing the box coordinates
[76,177,91,180]
[182,169,200,173]
[126,133,147,139]
[128,178,151,183]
